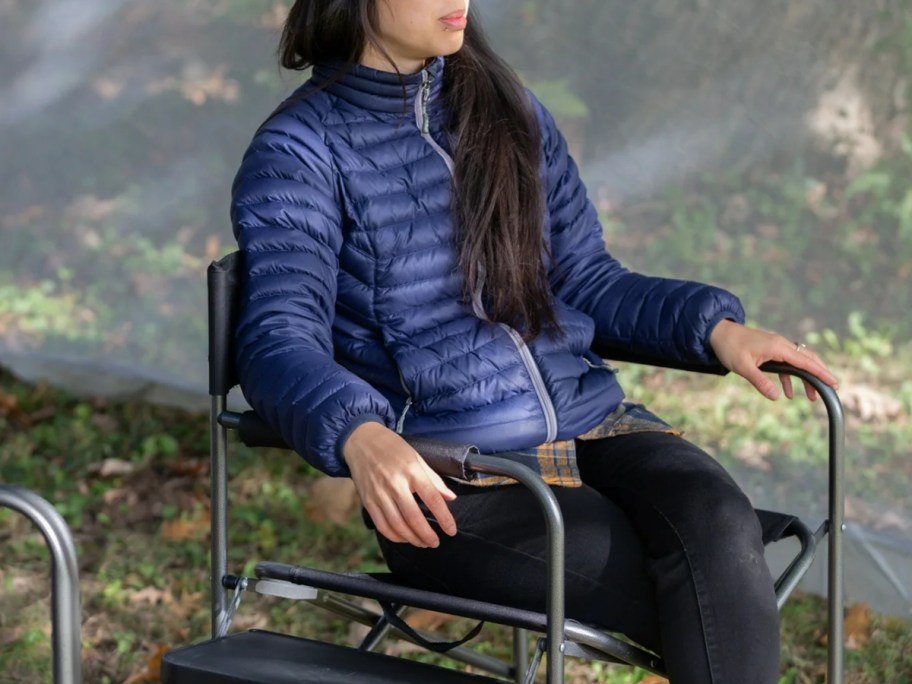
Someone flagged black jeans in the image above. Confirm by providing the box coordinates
[376,432,779,684]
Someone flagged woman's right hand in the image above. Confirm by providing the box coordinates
[342,422,458,548]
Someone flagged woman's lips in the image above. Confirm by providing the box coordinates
[439,10,467,30]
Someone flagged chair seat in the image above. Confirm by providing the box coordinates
[161,629,505,684]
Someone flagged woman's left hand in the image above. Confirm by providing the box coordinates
[709,320,839,401]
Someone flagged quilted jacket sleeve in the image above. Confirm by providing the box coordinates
[533,97,745,363]
[231,111,396,476]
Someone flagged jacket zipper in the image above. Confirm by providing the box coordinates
[583,356,619,374]
[499,325,559,441]
[470,271,559,443]
[395,367,413,434]
[415,70,455,174]
[396,397,413,434]
[414,66,558,443]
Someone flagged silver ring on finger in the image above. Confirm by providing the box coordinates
[794,341,807,352]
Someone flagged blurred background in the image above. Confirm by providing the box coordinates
[1,0,910,680]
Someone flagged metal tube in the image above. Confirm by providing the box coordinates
[761,363,845,683]
[216,410,243,430]
[821,382,845,684]
[358,606,400,652]
[0,485,82,684]
[774,521,817,609]
[563,621,663,674]
[466,455,565,684]
[512,628,530,683]
[210,395,229,637]
[315,593,514,677]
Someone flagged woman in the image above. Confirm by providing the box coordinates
[231,2,838,682]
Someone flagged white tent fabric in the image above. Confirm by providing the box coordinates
[1,0,909,618]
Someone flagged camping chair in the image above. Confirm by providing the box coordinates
[0,485,82,684]
[162,251,847,684]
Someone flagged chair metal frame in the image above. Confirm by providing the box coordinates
[0,485,82,684]
[193,251,845,684]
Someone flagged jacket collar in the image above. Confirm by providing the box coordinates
[312,56,445,114]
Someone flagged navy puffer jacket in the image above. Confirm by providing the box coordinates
[231,57,745,477]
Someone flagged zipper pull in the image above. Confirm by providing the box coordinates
[396,397,413,434]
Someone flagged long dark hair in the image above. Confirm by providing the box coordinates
[279,1,558,339]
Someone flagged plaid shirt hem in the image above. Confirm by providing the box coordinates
[457,403,681,488]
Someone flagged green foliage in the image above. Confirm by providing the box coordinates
[605,140,912,338]
[525,78,590,120]
[841,132,912,273]
[806,312,894,375]
[875,0,912,105]
[0,281,105,343]
[3,346,912,682]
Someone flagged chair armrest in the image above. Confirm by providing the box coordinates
[402,436,478,481]
[225,412,479,483]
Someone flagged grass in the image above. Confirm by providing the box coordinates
[1,357,911,683]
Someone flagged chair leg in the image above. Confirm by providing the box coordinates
[210,394,230,637]
[512,628,529,683]
[0,486,82,684]
[825,380,847,684]
[359,604,407,652]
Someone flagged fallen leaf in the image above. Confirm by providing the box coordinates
[167,458,207,478]
[102,486,138,507]
[161,508,210,541]
[640,677,670,684]
[818,602,871,650]
[404,609,457,632]
[88,458,136,478]
[841,384,903,422]
[128,586,172,606]
[845,602,871,650]
[204,235,223,262]
[122,644,168,684]
[0,391,30,428]
[303,478,360,524]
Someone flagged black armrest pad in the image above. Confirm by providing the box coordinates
[238,412,291,450]
[235,415,479,481]
[404,436,479,481]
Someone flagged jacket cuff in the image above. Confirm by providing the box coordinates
[333,413,390,475]
[703,309,746,356]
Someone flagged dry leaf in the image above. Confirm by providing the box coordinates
[844,602,871,650]
[204,235,223,262]
[818,602,871,650]
[122,644,167,684]
[167,458,207,478]
[102,486,139,507]
[640,677,670,684]
[89,458,136,478]
[404,609,457,632]
[841,384,903,422]
[0,391,30,428]
[128,586,172,606]
[303,478,360,524]
[161,508,210,542]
